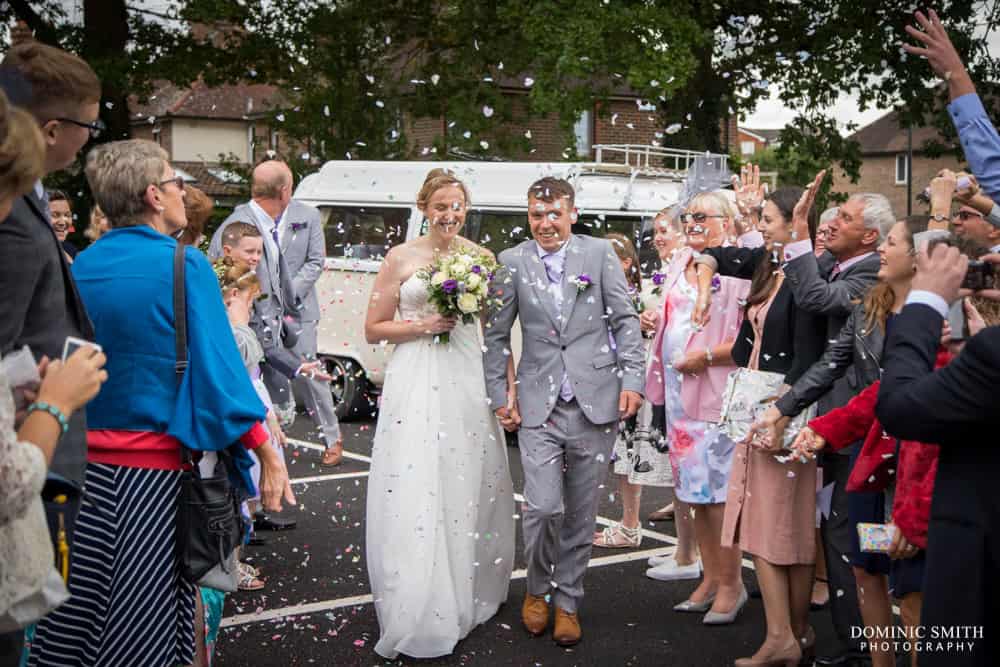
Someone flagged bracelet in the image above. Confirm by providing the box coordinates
[26,401,70,435]
[705,347,713,366]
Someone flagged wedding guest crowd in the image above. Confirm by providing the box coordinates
[2,8,1000,667]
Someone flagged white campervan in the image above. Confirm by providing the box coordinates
[292,145,729,419]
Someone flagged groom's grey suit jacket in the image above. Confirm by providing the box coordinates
[484,235,645,428]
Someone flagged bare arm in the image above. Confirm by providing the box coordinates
[364,247,455,344]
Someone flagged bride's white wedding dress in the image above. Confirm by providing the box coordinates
[366,274,515,659]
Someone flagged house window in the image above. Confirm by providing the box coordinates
[740,140,756,156]
[574,110,593,157]
[895,153,909,185]
[269,127,279,152]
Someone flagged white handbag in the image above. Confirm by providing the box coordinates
[719,367,815,450]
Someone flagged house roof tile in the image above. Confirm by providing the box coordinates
[131,80,282,122]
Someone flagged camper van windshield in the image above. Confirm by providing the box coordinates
[319,205,409,261]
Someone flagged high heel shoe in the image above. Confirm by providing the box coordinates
[733,640,802,667]
[673,593,716,612]
[703,587,748,625]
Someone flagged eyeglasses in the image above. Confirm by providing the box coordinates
[681,212,726,225]
[158,176,185,191]
[955,211,984,222]
[55,117,106,139]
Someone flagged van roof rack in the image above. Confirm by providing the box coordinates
[571,144,729,210]
[585,144,729,179]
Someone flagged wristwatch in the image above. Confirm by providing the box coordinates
[930,213,949,223]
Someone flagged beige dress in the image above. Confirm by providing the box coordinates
[720,278,817,565]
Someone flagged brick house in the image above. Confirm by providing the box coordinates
[831,110,963,217]
[737,127,782,157]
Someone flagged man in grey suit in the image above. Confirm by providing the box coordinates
[281,199,343,465]
[209,162,339,526]
[484,177,644,647]
[756,191,892,666]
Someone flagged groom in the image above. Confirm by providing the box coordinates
[484,177,645,646]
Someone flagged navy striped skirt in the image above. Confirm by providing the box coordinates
[27,463,195,667]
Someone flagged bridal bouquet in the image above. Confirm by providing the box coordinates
[417,248,498,343]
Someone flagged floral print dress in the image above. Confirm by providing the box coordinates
[660,276,736,504]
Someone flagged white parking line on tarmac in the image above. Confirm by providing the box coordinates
[290,471,370,484]
[221,544,678,628]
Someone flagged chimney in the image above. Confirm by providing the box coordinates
[10,20,34,46]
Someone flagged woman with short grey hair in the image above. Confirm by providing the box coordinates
[28,139,290,667]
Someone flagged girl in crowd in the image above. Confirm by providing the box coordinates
[593,232,646,548]
[594,211,699,574]
[693,185,827,665]
[645,192,749,622]
[215,254,294,592]
[27,139,290,667]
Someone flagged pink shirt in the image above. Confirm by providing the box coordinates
[645,247,750,422]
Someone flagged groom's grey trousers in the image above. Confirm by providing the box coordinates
[518,398,616,614]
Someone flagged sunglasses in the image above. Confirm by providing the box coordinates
[55,117,106,139]
[158,176,186,191]
[681,212,726,225]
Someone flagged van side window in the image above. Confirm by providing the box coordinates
[319,206,409,260]
[469,211,530,257]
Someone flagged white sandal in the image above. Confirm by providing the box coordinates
[592,522,642,548]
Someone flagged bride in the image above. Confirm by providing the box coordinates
[363,169,515,659]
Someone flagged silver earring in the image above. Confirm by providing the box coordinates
[157,206,165,212]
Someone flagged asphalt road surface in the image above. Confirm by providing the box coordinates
[214,419,851,667]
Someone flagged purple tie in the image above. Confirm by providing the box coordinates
[542,253,564,284]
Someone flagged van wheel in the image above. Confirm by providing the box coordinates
[324,356,373,421]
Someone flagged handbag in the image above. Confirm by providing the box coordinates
[719,367,816,450]
[172,242,243,592]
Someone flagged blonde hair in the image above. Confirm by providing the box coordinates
[686,191,737,223]
[84,139,169,228]
[84,204,106,241]
[416,168,470,210]
[214,257,260,296]
[0,90,45,204]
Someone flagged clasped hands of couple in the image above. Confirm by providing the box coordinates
[493,390,643,433]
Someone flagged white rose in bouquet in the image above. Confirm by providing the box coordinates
[457,293,479,314]
[431,271,448,286]
[465,272,482,290]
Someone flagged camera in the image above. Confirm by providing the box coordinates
[961,260,999,291]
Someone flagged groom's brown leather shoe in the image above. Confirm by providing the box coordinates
[521,594,550,636]
[553,607,581,646]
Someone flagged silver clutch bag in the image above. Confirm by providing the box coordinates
[719,368,815,449]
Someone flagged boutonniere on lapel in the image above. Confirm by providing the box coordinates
[569,273,592,293]
[290,222,308,232]
[651,271,665,296]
